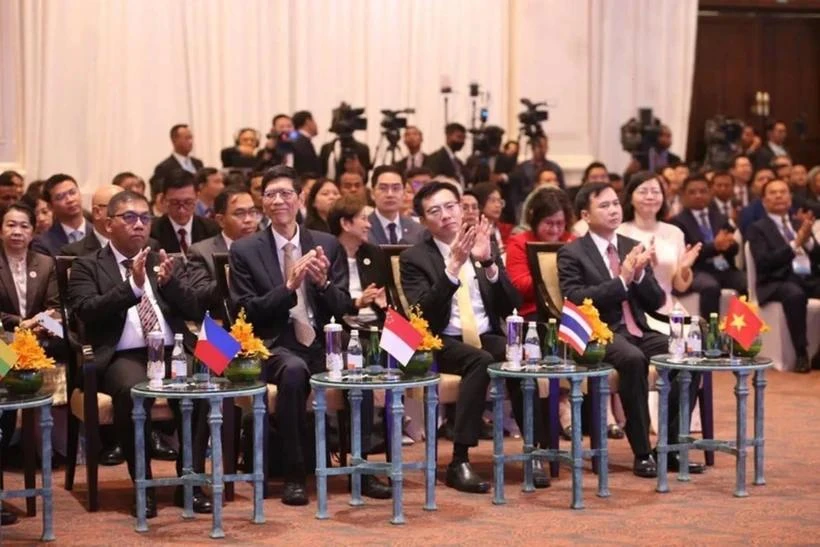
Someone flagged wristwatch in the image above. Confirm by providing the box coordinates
[317,279,331,292]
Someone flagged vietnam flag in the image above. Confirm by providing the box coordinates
[724,296,763,350]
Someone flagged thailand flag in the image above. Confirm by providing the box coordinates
[194,315,241,374]
[558,300,593,355]
[379,308,423,366]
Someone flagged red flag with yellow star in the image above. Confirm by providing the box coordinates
[724,296,763,350]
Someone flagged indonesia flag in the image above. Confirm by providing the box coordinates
[379,308,423,366]
[558,300,593,355]
[194,315,242,375]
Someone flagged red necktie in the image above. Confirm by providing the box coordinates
[177,228,189,254]
[606,244,643,337]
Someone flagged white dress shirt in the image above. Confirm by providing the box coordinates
[173,152,197,173]
[713,198,733,220]
[405,152,424,170]
[169,217,194,249]
[111,245,174,350]
[767,213,814,252]
[347,257,377,323]
[433,238,495,337]
[222,233,234,250]
[93,228,109,249]
[271,226,315,326]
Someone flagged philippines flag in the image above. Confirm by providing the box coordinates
[194,315,242,375]
[558,300,593,355]
[379,308,423,366]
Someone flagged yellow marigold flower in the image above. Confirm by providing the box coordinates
[229,309,271,359]
[408,305,442,352]
[10,328,56,370]
[577,298,614,345]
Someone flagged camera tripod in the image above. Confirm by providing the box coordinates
[373,131,402,167]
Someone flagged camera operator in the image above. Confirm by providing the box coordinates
[752,120,790,170]
[631,124,681,172]
[319,104,371,179]
[292,110,321,175]
[507,134,565,223]
[393,126,426,173]
[423,123,466,184]
[220,128,261,169]
[464,125,516,187]
[257,113,296,169]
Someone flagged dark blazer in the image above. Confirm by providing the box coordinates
[220,147,260,169]
[67,245,201,371]
[557,233,666,332]
[319,140,371,177]
[59,231,161,257]
[752,143,788,171]
[187,234,228,319]
[367,212,425,245]
[228,227,350,345]
[423,147,464,181]
[32,220,90,258]
[399,233,520,335]
[150,215,220,254]
[0,251,59,330]
[506,158,565,223]
[393,153,427,174]
[292,133,320,175]
[670,207,739,273]
[342,242,391,323]
[149,155,203,197]
[465,153,517,185]
[746,215,820,304]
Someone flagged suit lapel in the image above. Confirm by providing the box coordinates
[581,234,611,281]
[24,253,45,317]
[368,212,387,244]
[259,229,283,287]
[99,246,125,287]
[0,252,19,314]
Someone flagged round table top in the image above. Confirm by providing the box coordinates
[0,390,53,410]
[488,361,613,379]
[310,368,440,390]
[131,378,266,399]
[650,353,774,372]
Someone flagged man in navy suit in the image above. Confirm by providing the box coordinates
[149,124,204,199]
[31,173,91,257]
[367,165,425,245]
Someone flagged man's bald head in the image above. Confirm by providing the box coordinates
[92,185,124,233]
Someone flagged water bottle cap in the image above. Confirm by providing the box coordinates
[174,333,183,340]
[528,321,536,327]
[351,329,359,336]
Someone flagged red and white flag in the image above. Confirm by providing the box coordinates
[379,308,423,366]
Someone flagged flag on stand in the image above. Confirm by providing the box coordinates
[379,308,423,366]
[0,339,18,379]
[724,295,763,350]
[194,315,241,375]
[558,300,593,355]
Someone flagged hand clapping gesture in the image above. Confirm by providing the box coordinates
[446,224,476,278]
[156,249,176,286]
[130,247,151,289]
[680,242,703,270]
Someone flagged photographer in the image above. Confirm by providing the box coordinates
[632,124,681,172]
[464,125,516,187]
[257,114,296,169]
[220,128,261,169]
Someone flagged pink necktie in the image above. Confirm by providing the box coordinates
[606,244,643,337]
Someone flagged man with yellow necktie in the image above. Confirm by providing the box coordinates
[400,181,549,494]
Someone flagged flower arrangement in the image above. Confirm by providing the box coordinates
[718,296,770,333]
[229,309,271,360]
[10,328,56,370]
[408,305,442,352]
[577,298,614,345]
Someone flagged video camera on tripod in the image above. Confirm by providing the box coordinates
[330,102,368,158]
[703,115,744,169]
[518,98,549,141]
[374,108,415,166]
[620,108,662,159]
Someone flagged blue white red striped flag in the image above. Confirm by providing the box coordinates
[558,300,593,355]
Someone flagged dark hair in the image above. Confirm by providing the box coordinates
[761,178,788,197]
[0,171,22,187]
[107,190,149,217]
[574,181,614,218]
[371,165,404,188]
[682,173,710,191]
[503,140,518,150]
[224,170,248,189]
[304,178,338,233]
[272,113,291,127]
[608,172,623,183]
[292,110,313,129]
[1,202,36,227]
[406,167,433,179]
[765,120,786,133]
[194,167,219,191]
[526,187,573,233]
[709,170,734,186]
[213,185,251,216]
[751,166,775,182]
[413,181,460,218]
[327,194,367,237]
[162,169,196,194]
[170,124,189,140]
[111,171,139,187]
[24,180,44,201]
[731,154,751,169]
[299,172,319,187]
[622,171,668,222]
[470,181,502,211]
[534,166,559,182]
[261,165,301,195]
[445,122,466,136]
[42,174,78,203]
[582,161,608,183]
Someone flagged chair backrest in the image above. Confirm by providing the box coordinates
[379,244,411,316]
[744,241,758,303]
[55,256,80,390]
[525,241,565,320]
[212,252,235,326]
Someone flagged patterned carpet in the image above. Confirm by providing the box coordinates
[2,369,819,545]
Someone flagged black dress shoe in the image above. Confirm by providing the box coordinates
[132,491,157,519]
[532,460,551,489]
[560,426,572,441]
[445,462,490,494]
[150,431,178,461]
[361,476,392,499]
[1,509,18,526]
[795,355,810,374]
[100,443,125,466]
[607,424,625,440]
[281,481,309,506]
[667,454,705,474]
[174,486,214,514]
[633,455,658,478]
[479,421,494,440]
[437,422,455,441]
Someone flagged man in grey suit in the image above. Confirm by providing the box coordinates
[367,165,425,245]
[188,186,260,321]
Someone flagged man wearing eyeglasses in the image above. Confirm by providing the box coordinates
[31,173,91,257]
[150,171,220,255]
[367,165,424,245]
[188,186,259,321]
[68,190,212,518]
[399,181,538,494]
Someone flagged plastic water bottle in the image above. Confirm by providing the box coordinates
[668,303,685,361]
[524,321,541,365]
[324,318,343,380]
[347,329,363,379]
[686,315,703,358]
[170,334,187,383]
[146,330,165,388]
[705,312,721,357]
[506,309,524,368]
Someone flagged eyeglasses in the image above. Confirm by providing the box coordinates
[263,189,297,201]
[167,199,196,209]
[376,183,404,194]
[634,188,663,197]
[229,208,261,219]
[53,187,79,202]
[424,201,460,218]
[111,212,153,225]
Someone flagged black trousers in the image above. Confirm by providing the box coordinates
[102,349,209,481]
[760,276,820,357]
[438,332,546,449]
[687,268,747,317]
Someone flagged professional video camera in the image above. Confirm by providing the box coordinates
[702,115,745,169]
[620,108,662,157]
[329,102,367,158]
[469,106,494,156]
[518,98,549,141]
[380,108,414,146]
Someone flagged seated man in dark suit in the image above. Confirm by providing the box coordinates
[670,174,746,317]
[367,166,424,245]
[558,182,703,478]
[392,126,426,174]
[150,171,220,255]
[68,190,212,517]
[400,181,551,493]
[188,185,259,321]
[31,173,91,257]
[149,124,204,199]
[747,179,820,373]
[423,123,467,185]
[229,165,390,505]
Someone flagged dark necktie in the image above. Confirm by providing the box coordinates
[606,244,643,337]
[177,228,189,254]
[387,222,398,245]
[121,259,160,341]
[782,216,795,242]
[698,211,714,243]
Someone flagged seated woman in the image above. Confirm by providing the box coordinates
[20,192,53,236]
[471,182,513,258]
[303,178,340,233]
